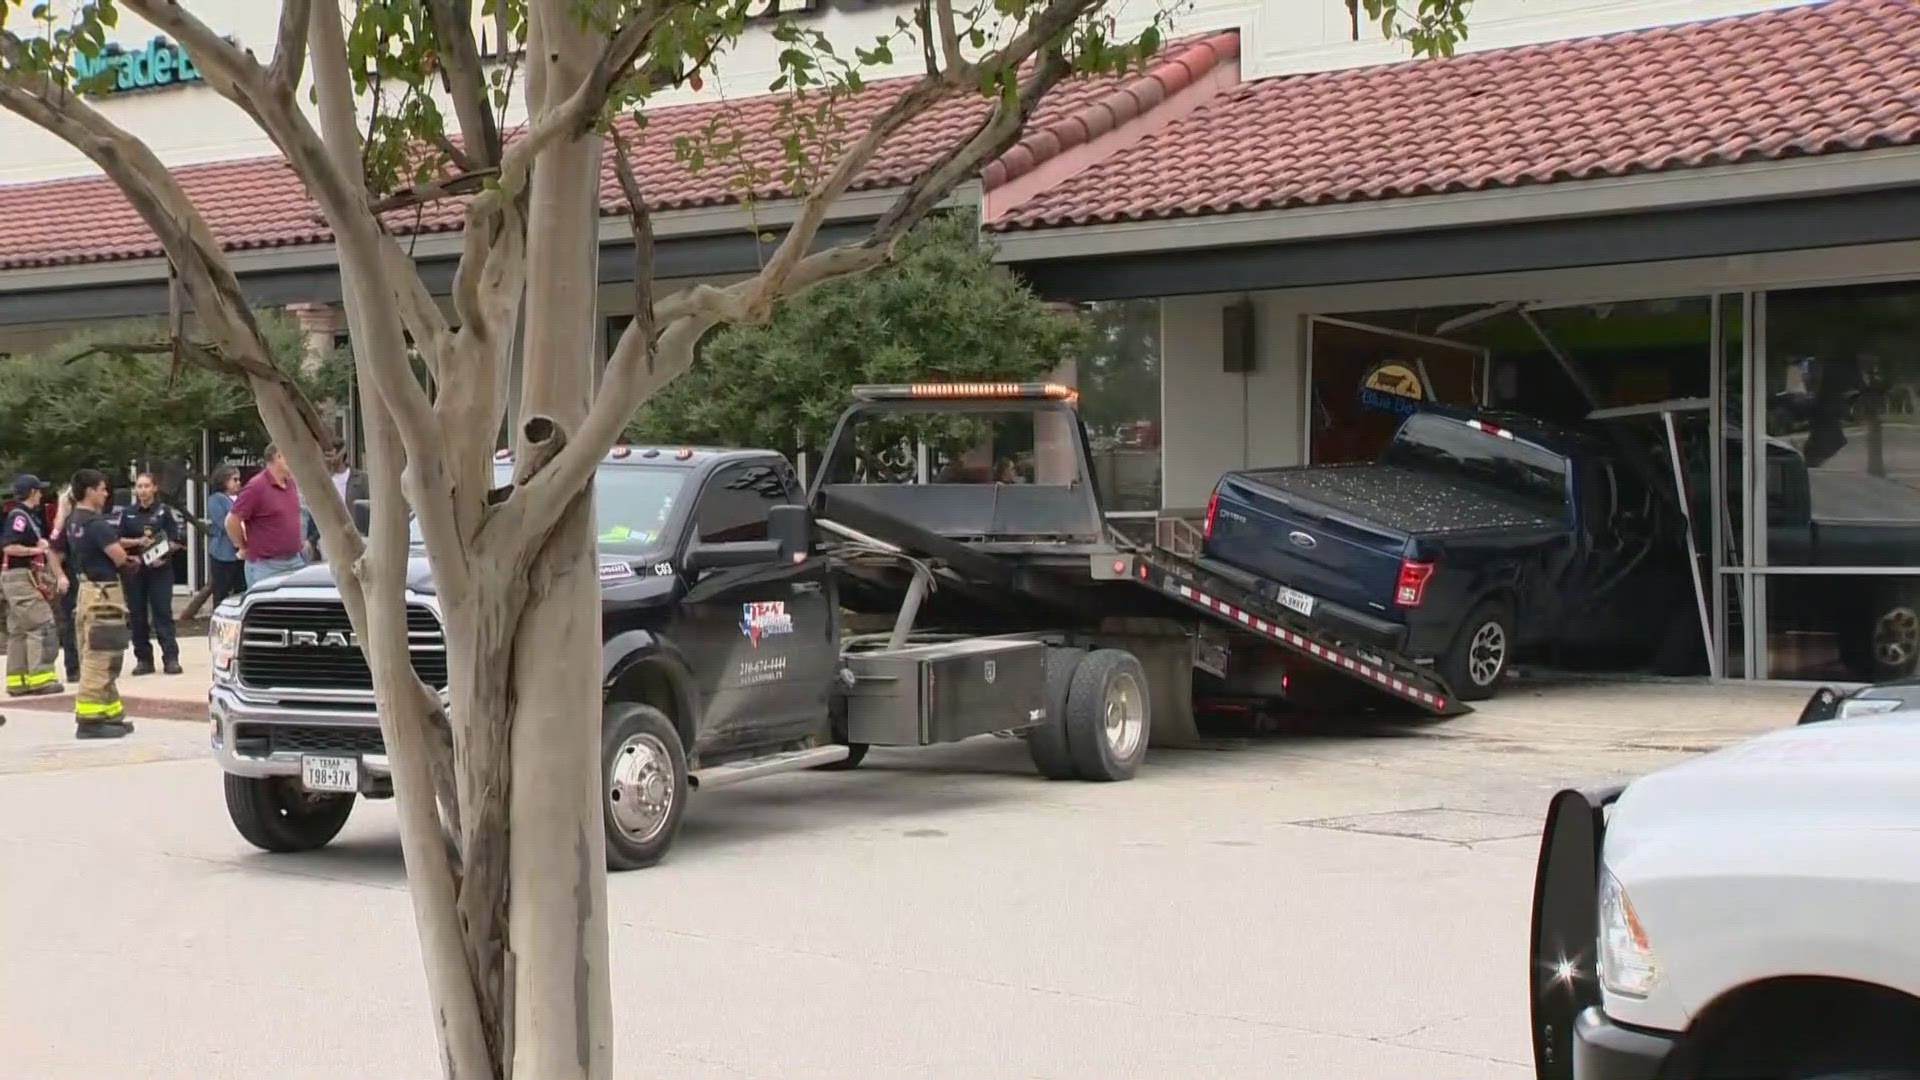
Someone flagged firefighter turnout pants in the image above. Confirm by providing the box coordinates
[2,567,60,697]
[74,580,129,724]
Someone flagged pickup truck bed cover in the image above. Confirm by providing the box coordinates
[1233,465,1558,535]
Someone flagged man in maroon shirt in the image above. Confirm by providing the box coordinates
[226,445,308,588]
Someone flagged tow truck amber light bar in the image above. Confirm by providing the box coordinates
[851,382,1080,404]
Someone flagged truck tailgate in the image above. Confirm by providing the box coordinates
[1205,468,1414,617]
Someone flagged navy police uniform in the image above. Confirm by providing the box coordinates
[115,497,184,673]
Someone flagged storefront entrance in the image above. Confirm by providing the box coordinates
[1312,284,1920,685]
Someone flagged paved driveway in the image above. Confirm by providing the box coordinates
[0,679,1803,1079]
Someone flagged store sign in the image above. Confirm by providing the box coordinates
[1359,361,1427,416]
[74,35,218,96]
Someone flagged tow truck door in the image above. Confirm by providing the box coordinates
[673,460,837,758]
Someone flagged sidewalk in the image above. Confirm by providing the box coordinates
[3,636,210,721]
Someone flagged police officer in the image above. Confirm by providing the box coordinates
[3,474,67,698]
[66,469,135,739]
[117,471,184,676]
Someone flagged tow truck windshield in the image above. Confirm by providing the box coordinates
[408,462,688,557]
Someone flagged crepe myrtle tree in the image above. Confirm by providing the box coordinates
[0,1,1468,1077]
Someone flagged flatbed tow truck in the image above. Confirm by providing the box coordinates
[210,382,1463,869]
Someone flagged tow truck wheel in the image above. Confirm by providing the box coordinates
[1441,601,1513,702]
[223,773,355,853]
[602,702,689,871]
[1065,649,1150,782]
[1028,648,1085,779]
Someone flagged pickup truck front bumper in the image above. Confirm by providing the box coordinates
[210,681,392,788]
[1572,1007,1676,1080]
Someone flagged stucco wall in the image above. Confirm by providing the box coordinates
[1158,293,1305,510]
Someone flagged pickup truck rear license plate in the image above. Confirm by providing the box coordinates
[301,755,359,793]
[1276,586,1316,617]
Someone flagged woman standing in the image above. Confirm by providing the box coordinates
[206,465,246,604]
[50,487,80,684]
[118,471,184,676]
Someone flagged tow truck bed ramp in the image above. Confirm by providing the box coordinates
[1095,546,1469,717]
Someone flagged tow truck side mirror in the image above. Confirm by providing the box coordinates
[681,505,815,572]
[768,504,814,563]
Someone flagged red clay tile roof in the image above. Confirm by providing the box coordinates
[982,31,1239,191]
[994,0,1920,231]
[0,47,1159,271]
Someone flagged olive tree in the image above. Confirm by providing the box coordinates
[0,2,1469,1077]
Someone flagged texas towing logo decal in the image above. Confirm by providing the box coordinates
[740,601,794,647]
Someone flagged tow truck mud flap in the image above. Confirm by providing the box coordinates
[1529,785,1625,1080]
[1101,552,1468,717]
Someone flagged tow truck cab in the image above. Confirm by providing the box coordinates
[211,446,842,865]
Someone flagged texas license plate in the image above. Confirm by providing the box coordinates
[1276,586,1316,617]
[301,754,359,793]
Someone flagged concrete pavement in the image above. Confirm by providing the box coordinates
[4,635,211,722]
[0,677,1807,1079]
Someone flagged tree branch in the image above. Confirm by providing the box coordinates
[423,0,502,169]
[869,47,1072,243]
[307,0,472,600]
[494,2,667,200]
[610,129,655,350]
[933,0,965,71]
[267,0,312,94]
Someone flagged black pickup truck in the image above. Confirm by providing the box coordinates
[1202,407,1692,699]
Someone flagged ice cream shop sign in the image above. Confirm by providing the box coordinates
[73,35,230,96]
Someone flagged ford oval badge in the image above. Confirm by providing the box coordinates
[1288,530,1318,550]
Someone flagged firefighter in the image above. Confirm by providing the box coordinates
[118,471,185,676]
[65,469,136,739]
[3,474,67,698]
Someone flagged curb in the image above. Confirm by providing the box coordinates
[3,692,206,722]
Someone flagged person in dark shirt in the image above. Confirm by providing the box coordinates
[49,488,80,682]
[117,471,185,675]
[66,469,136,739]
[3,475,66,698]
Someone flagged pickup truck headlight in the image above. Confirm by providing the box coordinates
[209,609,242,676]
[1838,696,1907,718]
[1598,868,1660,998]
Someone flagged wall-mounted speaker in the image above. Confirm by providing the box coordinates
[1222,298,1257,373]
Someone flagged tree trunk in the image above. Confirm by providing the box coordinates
[502,13,613,1072]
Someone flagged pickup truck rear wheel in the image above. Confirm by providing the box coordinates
[1065,649,1150,782]
[1839,588,1920,681]
[603,702,689,871]
[1441,601,1513,702]
[223,773,355,853]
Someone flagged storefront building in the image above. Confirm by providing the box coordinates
[1,0,1915,684]
[988,0,1920,684]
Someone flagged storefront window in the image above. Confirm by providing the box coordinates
[1759,283,1920,568]
[1077,300,1162,513]
[1758,574,1920,683]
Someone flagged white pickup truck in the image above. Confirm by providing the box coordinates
[1529,682,1920,1080]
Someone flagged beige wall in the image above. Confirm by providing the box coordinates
[1158,293,1306,511]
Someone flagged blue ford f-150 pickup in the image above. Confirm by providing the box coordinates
[1201,407,1692,700]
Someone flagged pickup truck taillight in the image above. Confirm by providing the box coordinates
[1203,491,1220,540]
[1395,560,1435,607]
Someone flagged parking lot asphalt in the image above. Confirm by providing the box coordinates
[0,677,1804,1080]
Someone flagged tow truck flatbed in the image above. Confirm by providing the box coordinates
[810,382,1469,732]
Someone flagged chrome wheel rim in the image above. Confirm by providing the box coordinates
[608,733,675,843]
[1872,607,1919,670]
[1104,672,1146,760]
[1468,621,1507,687]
